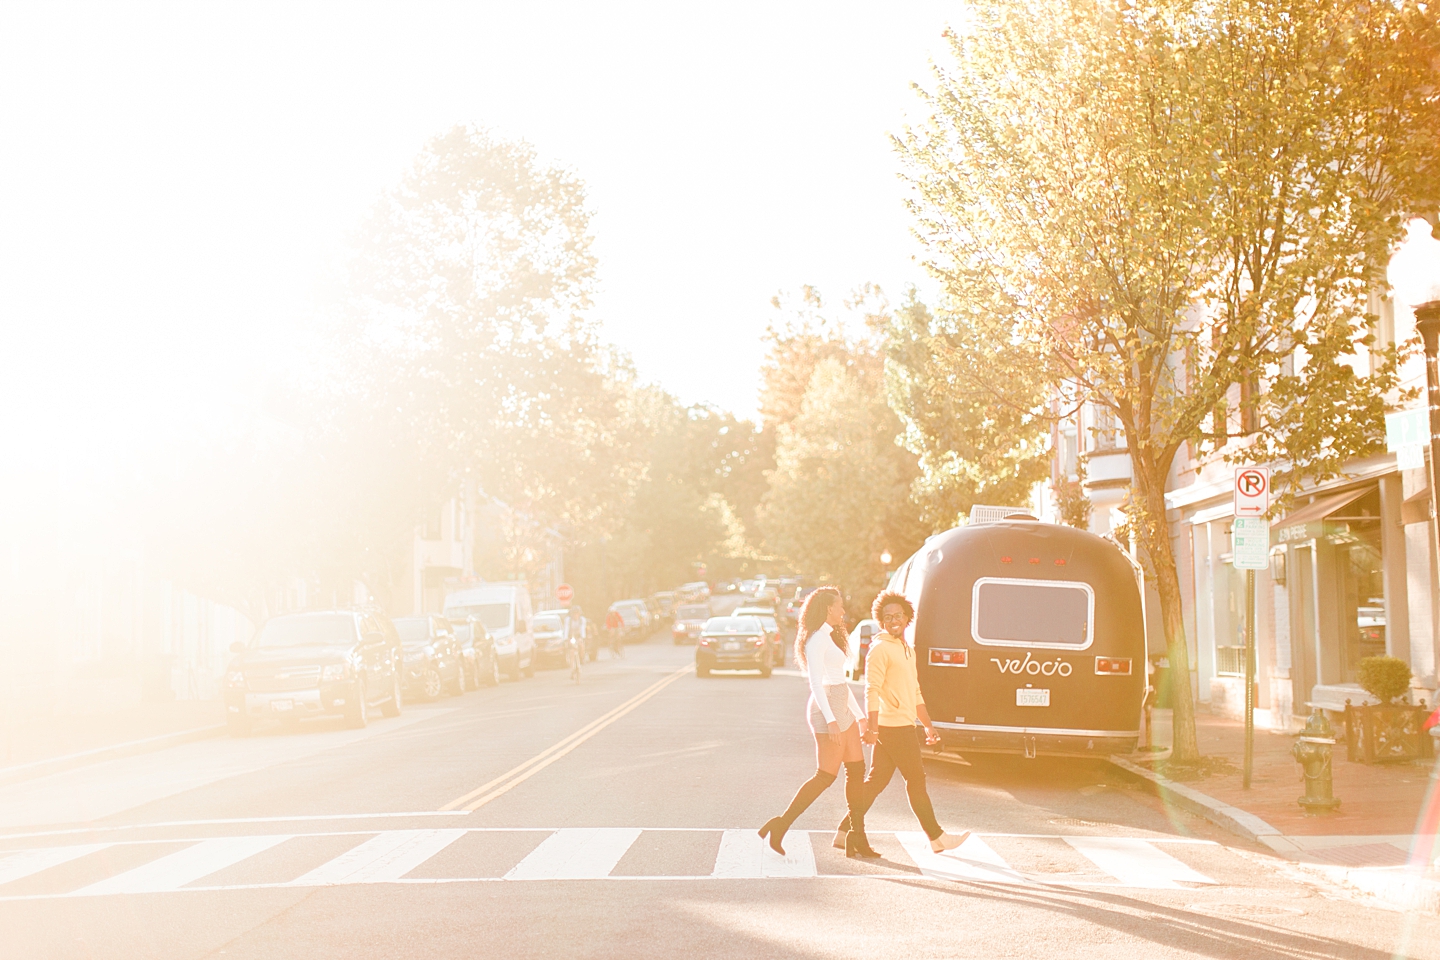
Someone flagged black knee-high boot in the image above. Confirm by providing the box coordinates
[842,761,879,858]
[759,770,836,855]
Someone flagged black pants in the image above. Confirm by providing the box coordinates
[855,725,942,841]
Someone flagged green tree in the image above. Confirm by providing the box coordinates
[900,0,1439,760]
[760,358,924,616]
[339,124,640,535]
[886,294,1051,531]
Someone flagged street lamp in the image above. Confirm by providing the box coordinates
[880,551,892,567]
[1389,216,1440,574]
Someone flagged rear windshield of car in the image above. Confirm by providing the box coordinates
[446,603,512,631]
[702,617,761,636]
[255,615,357,648]
[532,615,564,633]
[972,579,1093,648]
[393,619,431,643]
[677,605,710,620]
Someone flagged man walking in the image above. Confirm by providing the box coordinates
[838,590,969,856]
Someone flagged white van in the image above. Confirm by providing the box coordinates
[444,583,536,681]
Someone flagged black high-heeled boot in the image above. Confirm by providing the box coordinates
[835,760,865,849]
[759,769,836,855]
[845,830,881,859]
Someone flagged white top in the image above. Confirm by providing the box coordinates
[805,624,863,725]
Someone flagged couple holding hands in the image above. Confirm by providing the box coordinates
[759,586,969,859]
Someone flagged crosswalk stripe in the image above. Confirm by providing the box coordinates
[505,828,642,880]
[0,844,111,887]
[0,829,1234,898]
[73,836,290,896]
[291,830,467,886]
[1064,837,1216,889]
[712,829,817,878]
[896,832,1031,885]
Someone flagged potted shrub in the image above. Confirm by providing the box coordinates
[1343,656,1432,763]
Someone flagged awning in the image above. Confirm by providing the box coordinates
[1274,488,1370,528]
[1272,487,1370,544]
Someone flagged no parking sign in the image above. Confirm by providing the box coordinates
[1233,466,1269,518]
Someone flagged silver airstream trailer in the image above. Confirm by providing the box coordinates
[889,510,1147,758]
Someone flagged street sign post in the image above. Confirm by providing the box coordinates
[556,583,574,605]
[1233,466,1270,790]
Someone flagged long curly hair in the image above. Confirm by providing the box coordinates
[793,586,843,669]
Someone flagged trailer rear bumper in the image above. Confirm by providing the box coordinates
[932,721,1139,758]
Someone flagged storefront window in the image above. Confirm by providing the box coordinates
[1216,548,1249,677]
[1331,508,1385,682]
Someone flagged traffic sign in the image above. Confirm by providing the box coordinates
[556,583,574,604]
[1232,518,1270,570]
[1233,466,1270,518]
[1386,408,1428,470]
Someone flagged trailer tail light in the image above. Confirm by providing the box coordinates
[1094,657,1132,676]
[929,648,968,667]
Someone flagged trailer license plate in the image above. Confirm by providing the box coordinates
[1016,688,1050,707]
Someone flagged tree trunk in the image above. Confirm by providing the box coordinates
[1133,453,1201,762]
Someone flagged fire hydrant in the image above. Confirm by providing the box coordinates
[1293,709,1341,814]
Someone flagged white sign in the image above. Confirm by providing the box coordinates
[1233,517,1270,570]
[1386,408,1428,449]
[1233,466,1270,518]
[1386,408,1428,470]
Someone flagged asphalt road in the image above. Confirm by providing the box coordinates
[2,598,1437,960]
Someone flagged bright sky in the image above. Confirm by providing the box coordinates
[1,2,952,479]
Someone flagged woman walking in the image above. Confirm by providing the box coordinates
[836,590,969,855]
[758,587,879,859]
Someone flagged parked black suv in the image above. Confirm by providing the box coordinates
[224,610,403,736]
[394,615,467,701]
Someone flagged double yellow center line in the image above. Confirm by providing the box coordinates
[439,664,691,813]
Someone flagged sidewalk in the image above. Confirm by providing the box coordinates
[1113,707,1440,914]
[0,698,226,785]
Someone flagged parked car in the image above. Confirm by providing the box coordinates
[532,611,572,666]
[671,602,712,644]
[785,586,819,624]
[734,605,784,666]
[846,618,881,681]
[394,615,466,701]
[444,583,536,681]
[696,616,774,677]
[609,599,651,640]
[450,615,500,687]
[224,610,402,735]
[677,581,711,603]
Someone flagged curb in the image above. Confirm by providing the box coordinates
[1106,755,1282,843]
[0,725,227,788]
[1108,755,1440,917]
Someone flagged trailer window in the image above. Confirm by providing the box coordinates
[971,578,1094,650]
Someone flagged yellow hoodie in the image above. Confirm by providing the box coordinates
[864,631,925,727]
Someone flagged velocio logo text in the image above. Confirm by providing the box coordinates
[990,652,1072,677]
